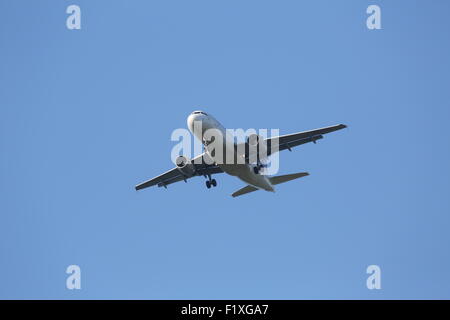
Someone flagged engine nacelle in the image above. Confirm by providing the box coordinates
[175,156,196,177]
[246,134,268,163]
[247,134,262,147]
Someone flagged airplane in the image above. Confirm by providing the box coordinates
[135,111,347,197]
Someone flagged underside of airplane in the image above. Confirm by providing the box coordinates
[135,111,347,197]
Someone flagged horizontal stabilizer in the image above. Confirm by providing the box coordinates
[231,185,259,197]
[269,172,309,185]
[231,172,309,197]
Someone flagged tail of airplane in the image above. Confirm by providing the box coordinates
[231,172,309,197]
[269,172,309,185]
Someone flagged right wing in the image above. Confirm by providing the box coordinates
[266,124,347,156]
[135,153,223,190]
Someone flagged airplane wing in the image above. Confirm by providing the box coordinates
[265,124,347,156]
[135,153,223,190]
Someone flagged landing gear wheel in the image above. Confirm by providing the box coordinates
[211,179,217,187]
[253,166,260,174]
[206,180,211,189]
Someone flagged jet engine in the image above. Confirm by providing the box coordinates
[175,156,196,177]
[246,134,268,163]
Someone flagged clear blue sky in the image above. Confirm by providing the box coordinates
[1,0,450,299]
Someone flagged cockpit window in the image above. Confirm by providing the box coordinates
[193,111,207,115]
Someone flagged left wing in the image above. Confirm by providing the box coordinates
[135,153,223,190]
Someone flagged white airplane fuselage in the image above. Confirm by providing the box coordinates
[187,112,275,192]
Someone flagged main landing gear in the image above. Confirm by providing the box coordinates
[253,163,266,174]
[205,175,217,189]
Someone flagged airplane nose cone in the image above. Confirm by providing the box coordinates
[187,112,205,133]
[187,114,195,132]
